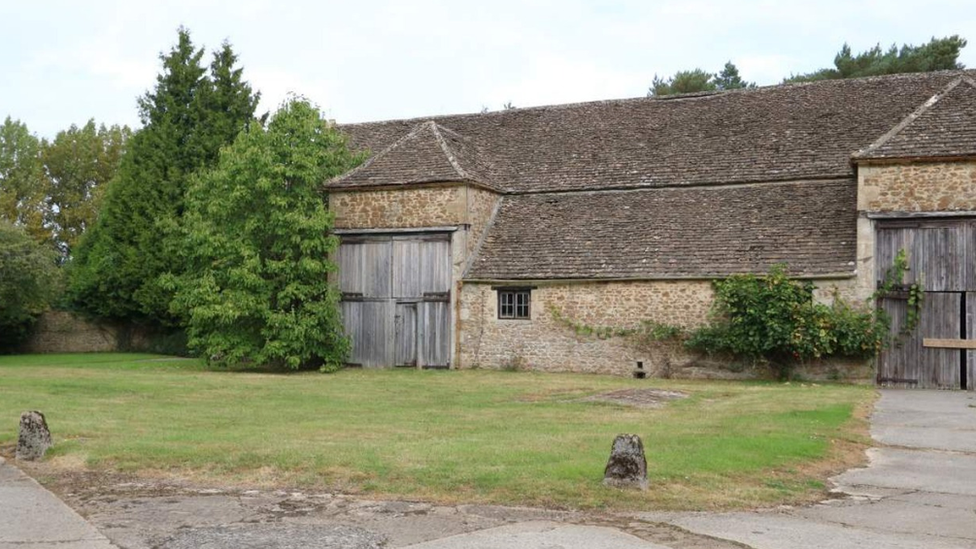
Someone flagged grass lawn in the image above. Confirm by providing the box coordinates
[0,353,874,511]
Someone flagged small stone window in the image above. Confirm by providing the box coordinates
[497,288,531,319]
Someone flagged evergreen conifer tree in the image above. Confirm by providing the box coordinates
[68,28,259,325]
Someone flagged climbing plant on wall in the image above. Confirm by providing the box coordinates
[873,248,925,339]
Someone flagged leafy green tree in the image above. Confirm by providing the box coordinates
[172,99,364,370]
[0,117,48,244]
[785,35,967,83]
[649,68,715,96]
[648,62,754,96]
[0,220,60,349]
[41,121,130,259]
[713,61,755,90]
[67,28,259,325]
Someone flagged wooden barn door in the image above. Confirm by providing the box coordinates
[339,233,451,368]
[876,219,975,389]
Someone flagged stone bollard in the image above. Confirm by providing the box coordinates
[603,434,648,490]
[16,411,52,461]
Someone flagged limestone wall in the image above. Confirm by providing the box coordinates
[463,186,501,261]
[18,311,118,353]
[331,184,496,230]
[812,277,867,306]
[458,279,870,380]
[858,162,976,212]
[458,280,714,376]
[854,160,976,302]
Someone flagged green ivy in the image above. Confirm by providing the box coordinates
[872,249,924,338]
[547,305,684,343]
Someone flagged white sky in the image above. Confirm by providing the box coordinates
[3,0,975,137]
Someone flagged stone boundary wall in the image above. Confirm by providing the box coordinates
[458,279,872,382]
[18,311,119,353]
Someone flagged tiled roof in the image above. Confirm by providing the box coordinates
[854,77,976,161]
[331,121,501,191]
[333,70,974,193]
[465,180,857,280]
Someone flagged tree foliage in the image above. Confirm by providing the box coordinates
[0,220,60,349]
[42,121,130,259]
[713,61,754,91]
[0,117,47,243]
[785,36,967,83]
[649,62,754,96]
[172,99,364,370]
[67,28,259,325]
[1,118,129,257]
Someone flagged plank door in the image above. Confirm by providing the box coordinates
[339,238,394,368]
[876,219,974,389]
[919,293,962,389]
[419,301,451,367]
[394,235,452,368]
[340,233,452,368]
[968,292,976,391]
[877,295,923,388]
[394,303,417,367]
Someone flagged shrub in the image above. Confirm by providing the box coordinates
[686,265,883,378]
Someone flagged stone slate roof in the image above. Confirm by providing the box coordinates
[855,77,976,161]
[333,70,974,193]
[465,180,857,280]
[329,71,976,280]
[331,121,501,191]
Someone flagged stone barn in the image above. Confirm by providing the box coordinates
[326,71,976,389]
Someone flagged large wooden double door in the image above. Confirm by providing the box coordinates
[338,233,452,368]
[876,219,976,389]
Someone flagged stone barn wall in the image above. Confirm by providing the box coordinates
[330,183,500,277]
[857,161,976,213]
[458,280,714,376]
[854,160,976,302]
[458,279,871,381]
[330,183,499,233]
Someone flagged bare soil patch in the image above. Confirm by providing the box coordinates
[581,388,689,408]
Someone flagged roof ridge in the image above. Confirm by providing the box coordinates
[427,122,472,181]
[853,76,972,159]
[338,70,976,129]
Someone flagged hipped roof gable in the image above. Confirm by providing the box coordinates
[854,76,976,162]
[330,120,500,190]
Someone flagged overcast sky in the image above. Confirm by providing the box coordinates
[3,0,975,137]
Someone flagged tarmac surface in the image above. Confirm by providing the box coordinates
[3,389,975,548]
[639,389,976,549]
[0,456,115,549]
